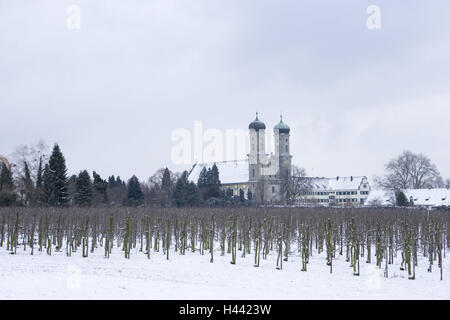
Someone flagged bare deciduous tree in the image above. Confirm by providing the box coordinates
[379,151,442,190]
[281,165,312,205]
[146,168,180,206]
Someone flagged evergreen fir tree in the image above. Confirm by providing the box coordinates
[197,167,208,188]
[210,163,221,186]
[93,171,108,204]
[173,171,202,207]
[200,164,221,200]
[161,168,173,206]
[173,172,188,207]
[186,182,202,206]
[108,175,116,188]
[0,161,14,192]
[22,161,34,206]
[46,144,68,206]
[75,170,93,206]
[197,167,208,200]
[396,191,409,207]
[0,162,15,206]
[36,156,43,189]
[125,175,144,206]
[161,168,172,191]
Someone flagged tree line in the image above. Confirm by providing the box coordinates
[1,142,448,208]
[0,142,251,208]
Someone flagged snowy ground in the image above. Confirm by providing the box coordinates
[0,246,449,300]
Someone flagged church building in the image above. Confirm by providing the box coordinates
[188,114,371,206]
[188,113,291,204]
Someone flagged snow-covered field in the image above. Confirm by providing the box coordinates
[1,246,448,300]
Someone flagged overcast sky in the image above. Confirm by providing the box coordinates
[1,0,450,183]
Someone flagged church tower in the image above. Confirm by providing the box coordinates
[248,112,266,183]
[274,115,292,200]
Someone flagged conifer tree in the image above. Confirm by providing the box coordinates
[93,171,108,204]
[173,172,188,207]
[396,191,409,207]
[201,164,221,199]
[22,161,35,206]
[0,162,14,192]
[161,168,174,206]
[108,175,116,188]
[35,156,43,203]
[161,168,172,190]
[45,144,68,206]
[210,163,221,186]
[197,167,207,188]
[186,182,202,206]
[197,167,208,200]
[36,157,43,188]
[125,175,144,206]
[75,170,93,206]
[0,162,15,206]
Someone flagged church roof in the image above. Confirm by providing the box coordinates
[274,116,290,133]
[248,113,266,131]
[188,160,250,185]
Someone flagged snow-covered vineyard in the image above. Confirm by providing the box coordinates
[0,207,449,299]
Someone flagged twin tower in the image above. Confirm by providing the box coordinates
[247,113,292,203]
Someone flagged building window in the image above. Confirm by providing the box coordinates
[285,145,288,152]
[272,186,276,193]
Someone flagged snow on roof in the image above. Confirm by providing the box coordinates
[404,188,450,207]
[365,188,450,207]
[308,176,368,191]
[364,190,396,206]
[188,160,249,185]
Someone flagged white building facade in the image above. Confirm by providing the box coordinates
[295,176,371,206]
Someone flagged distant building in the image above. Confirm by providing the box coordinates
[295,176,371,206]
[189,159,252,200]
[365,188,450,208]
[189,113,292,204]
[188,114,371,206]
